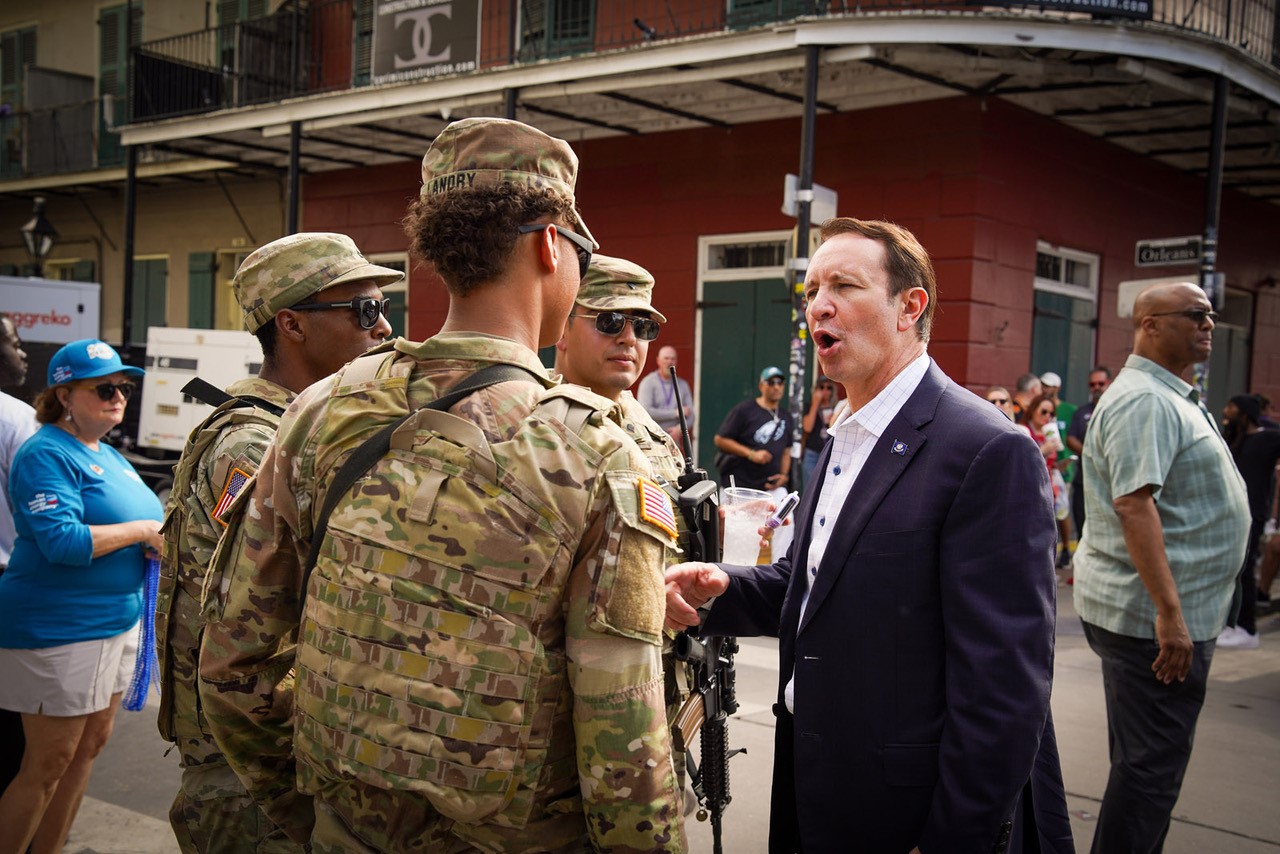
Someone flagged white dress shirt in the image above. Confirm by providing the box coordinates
[784,353,930,713]
[0,391,37,565]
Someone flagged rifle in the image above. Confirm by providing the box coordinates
[666,367,744,854]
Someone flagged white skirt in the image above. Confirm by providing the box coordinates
[0,623,139,716]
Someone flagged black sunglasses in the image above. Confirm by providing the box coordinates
[1149,308,1218,325]
[572,311,660,341]
[989,397,1010,405]
[517,223,593,278]
[764,377,786,386]
[291,296,391,329]
[85,381,135,401]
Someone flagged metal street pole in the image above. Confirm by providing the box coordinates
[787,44,820,490]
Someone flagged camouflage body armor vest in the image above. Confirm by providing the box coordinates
[157,396,283,748]
[293,352,629,829]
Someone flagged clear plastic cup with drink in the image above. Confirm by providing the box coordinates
[721,486,774,565]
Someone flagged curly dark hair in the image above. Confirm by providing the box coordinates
[403,185,583,296]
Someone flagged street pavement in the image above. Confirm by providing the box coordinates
[67,584,1280,853]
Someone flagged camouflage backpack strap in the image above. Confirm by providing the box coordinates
[535,382,613,436]
[299,362,543,598]
[336,343,401,389]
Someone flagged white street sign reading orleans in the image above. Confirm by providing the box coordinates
[1135,236,1201,267]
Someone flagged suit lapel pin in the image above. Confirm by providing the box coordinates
[891,440,908,456]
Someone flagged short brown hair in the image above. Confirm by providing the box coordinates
[818,218,937,342]
[34,386,65,424]
[403,184,582,296]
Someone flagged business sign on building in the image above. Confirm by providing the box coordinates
[371,0,481,86]
[1135,236,1202,267]
[971,0,1151,19]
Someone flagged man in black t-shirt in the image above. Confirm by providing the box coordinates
[714,366,794,490]
[1219,394,1280,649]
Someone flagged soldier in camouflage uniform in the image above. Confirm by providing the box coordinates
[156,233,399,853]
[552,255,697,803]
[198,118,686,853]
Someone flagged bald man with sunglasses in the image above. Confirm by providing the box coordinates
[156,233,398,853]
[1074,282,1249,852]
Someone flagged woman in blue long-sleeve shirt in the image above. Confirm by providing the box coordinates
[0,339,162,853]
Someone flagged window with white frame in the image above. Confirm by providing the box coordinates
[1032,241,1099,406]
[1034,243,1098,300]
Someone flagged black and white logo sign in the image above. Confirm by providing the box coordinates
[371,0,480,85]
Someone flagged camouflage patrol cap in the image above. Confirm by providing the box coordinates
[234,233,404,333]
[419,117,597,247]
[576,254,667,323]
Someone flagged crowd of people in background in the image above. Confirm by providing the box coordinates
[985,363,1280,656]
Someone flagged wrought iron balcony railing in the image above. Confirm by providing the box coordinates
[0,99,108,181]
[0,0,1269,182]
[112,0,1280,125]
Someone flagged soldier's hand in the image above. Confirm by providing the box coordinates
[1152,609,1193,684]
[664,563,729,631]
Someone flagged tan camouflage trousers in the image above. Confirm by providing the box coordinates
[309,795,591,854]
[169,759,303,854]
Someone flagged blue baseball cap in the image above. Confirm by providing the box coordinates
[47,339,144,386]
[760,366,785,382]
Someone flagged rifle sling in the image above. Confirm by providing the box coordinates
[181,377,286,417]
[300,362,541,598]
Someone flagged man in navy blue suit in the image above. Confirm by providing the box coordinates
[666,218,1071,853]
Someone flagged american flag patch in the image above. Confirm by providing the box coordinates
[636,477,678,541]
[27,492,59,513]
[213,467,252,526]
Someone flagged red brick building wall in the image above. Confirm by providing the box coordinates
[302,95,1280,404]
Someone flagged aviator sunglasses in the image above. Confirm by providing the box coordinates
[572,311,661,341]
[517,223,593,278]
[84,381,135,401]
[291,296,391,329]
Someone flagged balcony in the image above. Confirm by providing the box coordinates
[0,65,113,182]
[129,0,1280,124]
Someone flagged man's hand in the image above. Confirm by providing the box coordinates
[765,472,788,489]
[665,562,729,632]
[1152,609,1193,684]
